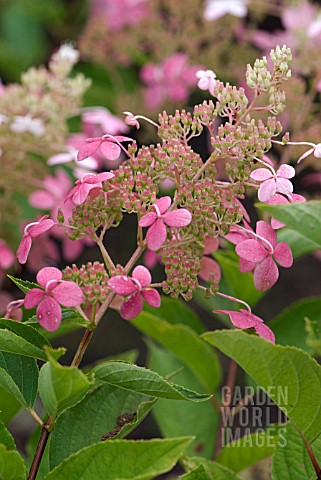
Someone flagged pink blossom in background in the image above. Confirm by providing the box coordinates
[24,267,84,331]
[0,240,15,278]
[250,164,295,202]
[196,70,217,96]
[141,53,203,110]
[199,236,221,282]
[266,193,306,229]
[77,135,132,162]
[65,171,114,206]
[47,145,98,174]
[235,220,293,291]
[139,196,192,251]
[204,0,248,21]
[0,291,13,315]
[82,107,129,137]
[17,215,55,264]
[4,299,24,322]
[215,309,275,343]
[90,0,149,31]
[144,250,162,270]
[26,232,60,273]
[108,265,160,320]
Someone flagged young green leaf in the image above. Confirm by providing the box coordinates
[7,275,38,293]
[45,437,193,480]
[0,419,16,450]
[0,319,50,360]
[183,457,242,480]
[92,361,211,402]
[180,465,210,479]
[203,330,321,442]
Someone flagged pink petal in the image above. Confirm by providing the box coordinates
[132,265,151,288]
[120,292,143,320]
[215,310,255,329]
[16,235,32,264]
[29,191,55,210]
[266,193,288,205]
[256,221,277,247]
[254,323,275,343]
[29,218,55,238]
[199,257,221,282]
[258,179,277,202]
[146,219,167,251]
[276,164,295,179]
[0,242,14,270]
[53,281,84,307]
[77,140,100,161]
[24,288,44,309]
[162,208,192,227]
[297,148,314,164]
[236,239,267,263]
[87,172,114,184]
[250,168,273,181]
[239,257,256,273]
[36,267,62,287]
[204,236,219,255]
[253,256,279,291]
[275,177,293,195]
[47,152,74,166]
[37,297,62,331]
[139,212,157,228]
[72,183,92,205]
[154,196,172,215]
[99,141,121,161]
[273,242,293,268]
[142,288,161,308]
[108,276,137,295]
[271,218,285,230]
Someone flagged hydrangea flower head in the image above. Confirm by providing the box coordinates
[108,265,160,320]
[139,196,192,251]
[24,267,84,331]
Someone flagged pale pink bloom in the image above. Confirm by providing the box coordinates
[91,0,149,31]
[196,70,217,96]
[24,267,84,331]
[225,221,253,246]
[235,220,293,291]
[77,135,133,162]
[144,250,162,269]
[0,239,15,276]
[266,193,306,229]
[82,108,129,137]
[307,13,321,39]
[47,146,98,172]
[199,237,221,282]
[215,309,275,343]
[108,265,160,320]
[250,164,295,202]
[123,112,140,130]
[4,299,24,322]
[297,143,321,163]
[10,115,45,136]
[17,215,55,264]
[139,196,192,251]
[204,0,248,21]
[141,53,203,109]
[65,172,114,206]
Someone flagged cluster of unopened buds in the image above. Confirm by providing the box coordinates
[4,45,316,345]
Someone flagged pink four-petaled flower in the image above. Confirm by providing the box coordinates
[17,215,55,264]
[108,265,161,320]
[77,135,133,162]
[65,172,115,206]
[215,309,275,343]
[24,267,84,331]
[139,196,192,251]
[250,164,295,202]
[235,220,293,291]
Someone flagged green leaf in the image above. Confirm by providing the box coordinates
[271,297,321,351]
[0,419,16,450]
[49,383,156,469]
[216,426,278,473]
[38,350,92,417]
[0,351,38,408]
[7,275,38,294]
[203,330,321,442]
[45,437,193,480]
[0,444,26,480]
[148,341,219,459]
[26,309,89,332]
[180,465,210,479]
[258,200,321,249]
[272,423,321,480]
[0,388,21,424]
[277,228,320,258]
[144,297,205,333]
[132,312,221,392]
[92,361,211,402]
[0,319,50,360]
[183,457,242,480]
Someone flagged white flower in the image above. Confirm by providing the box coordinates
[0,114,9,126]
[47,147,98,171]
[196,70,217,96]
[57,44,79,64]
[10,115,45,136]
[204,0,248,21]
